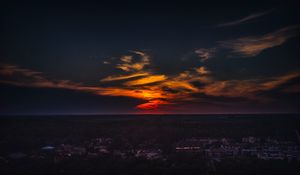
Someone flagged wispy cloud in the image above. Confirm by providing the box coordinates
[116,51,150,72]
[103,61,111,65]
[194,25,299,60]
[194,48,217,62]
[219,25,300,57]
[124,75,167,86]
[100,72,150,82]
[195,66,211,75]
[120,55,133,63]
[0,64,97,92]
[217,9,274,27]
[200,71,300,100]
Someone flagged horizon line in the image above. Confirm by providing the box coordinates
[1,112,299,117]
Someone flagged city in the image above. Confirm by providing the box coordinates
[1,115,300,174]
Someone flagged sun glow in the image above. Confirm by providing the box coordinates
[142,92,154,99]
[136,100,171,110]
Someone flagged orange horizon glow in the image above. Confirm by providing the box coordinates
[136,100,171,110]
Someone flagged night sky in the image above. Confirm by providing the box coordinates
[1,0,299,114]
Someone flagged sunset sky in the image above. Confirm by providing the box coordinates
[0,0,299,114]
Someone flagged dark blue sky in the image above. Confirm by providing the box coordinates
[1,0,299,114]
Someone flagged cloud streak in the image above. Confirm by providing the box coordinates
[193,25,299,60]
[100,72,150,82]
[200,71,300,101]
[217,9,274,27]
[194,48,217,62]
[124,75,167,86]
[219,25,300,57]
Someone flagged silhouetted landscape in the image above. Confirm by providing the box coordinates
[1,114,299,175]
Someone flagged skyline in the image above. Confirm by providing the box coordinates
[1,1,299,114]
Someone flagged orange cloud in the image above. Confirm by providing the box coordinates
[120,55,133,63]
[200,71,300,100]
[195,66,210,75]
[0,64,101,92]
[220,25,300,57]
[0,64,43,77]
[124,75,167,86]
[201,80,259,98]
[116,51,150,72]
[161,80,198,92]
[100,72,150,82]
[261,71,300,90]
[96,87,166,100]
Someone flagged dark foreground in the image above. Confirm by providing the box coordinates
[0,114,300,175]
